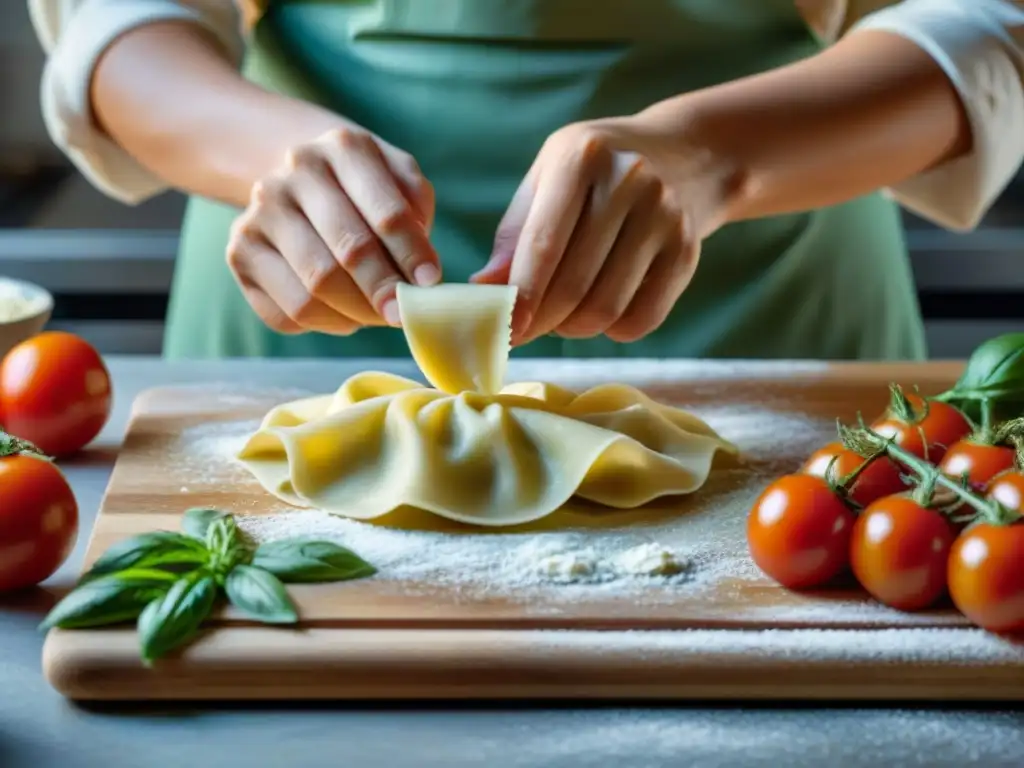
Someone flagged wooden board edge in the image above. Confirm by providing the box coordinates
[129,385,187,415]
[43,626,1024,702]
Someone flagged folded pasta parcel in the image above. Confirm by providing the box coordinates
[238,284,738,526]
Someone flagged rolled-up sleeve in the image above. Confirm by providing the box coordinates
[852,0,1024,231]
[29,0,245,204]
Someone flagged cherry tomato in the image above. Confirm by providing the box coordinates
[0,332,112,457]
[802,442,908,508]
[870,395,971,463]
[939,440,1016,490]
[986,470,1024,515]
[747,474,855,589]
[0,452,78,592]
[850,495,955,611]
[948,523,1024,633]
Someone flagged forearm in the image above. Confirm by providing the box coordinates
[639,29,972,227]
[91,20,343,207]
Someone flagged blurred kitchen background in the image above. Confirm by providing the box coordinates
[2,4,1022,357]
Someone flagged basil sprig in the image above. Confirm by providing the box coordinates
[937,332,1024,421]
[41,507,376,665]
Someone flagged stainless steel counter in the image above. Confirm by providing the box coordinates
[3,356,1022,768]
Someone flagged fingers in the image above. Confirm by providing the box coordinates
[506,150,592,340]
[473,177,535,286]
[605,226,701,343]
[379,141,436,232]
[227,225,360,336]
[228,127,439,336]
[555,187,670,339]
[521,153,645,342]
[320,129,440,290]
[283,152,395,326]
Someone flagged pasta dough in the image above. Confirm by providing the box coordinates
[237,284,738,527]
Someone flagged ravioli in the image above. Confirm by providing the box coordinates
[237,284,738,527]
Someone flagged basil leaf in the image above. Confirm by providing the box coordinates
[40,569,175,631]
[137,571,218,664]
[252,539,377,583]
[953,333,1024,394]
[182,507,226,541]
[224,565,297,624]
[80,531,208,583]
[944,333,1024,418]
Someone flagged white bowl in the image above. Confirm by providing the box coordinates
[0,277,54,360]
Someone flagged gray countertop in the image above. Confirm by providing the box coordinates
[4,357,1023,768]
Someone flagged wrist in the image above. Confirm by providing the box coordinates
[629,99,753,238]
[200,87,347,205]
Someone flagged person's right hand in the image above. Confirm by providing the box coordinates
[226,126,441,335]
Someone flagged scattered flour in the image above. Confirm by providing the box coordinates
[615,543,692,577]
[537,549,609,584]
[169,418,262,485]
[523,627,1024,664]
[493,707,1024,768]
[235,508,700,595]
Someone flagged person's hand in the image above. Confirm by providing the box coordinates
[472,115,737,345]
[227,125,440,335]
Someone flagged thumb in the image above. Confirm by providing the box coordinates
[471,178,534,284]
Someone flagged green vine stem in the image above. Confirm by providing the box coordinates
[910,470,938,509]
[839,421,1021,527]
[978,398,996,443]
[821,445,889,512]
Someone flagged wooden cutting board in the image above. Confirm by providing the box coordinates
[42,361,1024,700]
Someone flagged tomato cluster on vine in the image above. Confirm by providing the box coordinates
[747,384,1024,635]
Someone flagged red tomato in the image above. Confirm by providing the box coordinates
[939,440,1016,490]
[802,442,908,508]
[986,470,1024,516]
[948,523,1024,633]
[747,474,856,590]
[0,453,78,592]
[0,332,112,457]
[870,395,971,463]
[850,495,955,611]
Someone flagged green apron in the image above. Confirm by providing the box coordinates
[164,0,927,361]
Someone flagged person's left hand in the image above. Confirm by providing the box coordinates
[471,115,736,345]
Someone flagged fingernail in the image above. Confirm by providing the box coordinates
[383,299,401,327]
[413,264,440,286]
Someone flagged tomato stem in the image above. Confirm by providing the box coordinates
[823,430,888,511]
[839,421,1020,527]
[911,470,938,509]
[886,383,928,426]
[0,429,47,459]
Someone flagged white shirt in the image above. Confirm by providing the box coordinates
[28,0,1024,232]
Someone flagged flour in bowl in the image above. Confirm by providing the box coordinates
[0,281,47,322]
